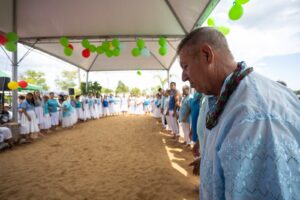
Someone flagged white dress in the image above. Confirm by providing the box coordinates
[0,127,12,142]
[135,97,144,115]
[82,97,91,120]
[97,98,103,117]
[129,97,136,114]
[20,101,39,134]
[120,97,128,112]
[34,99,44,125]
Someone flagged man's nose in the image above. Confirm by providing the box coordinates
[182,71,189,82]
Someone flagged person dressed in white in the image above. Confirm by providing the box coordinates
[114,95,121,115]
[135,95,144,115]
[120,94,128,115]
[82,94,91,120]
[0,127,13,148]
[19,93,40,141]
[61,95,74,128]
[128,95,136,114]
[46,92,59,130]
[102,95,110,117]
[41,95,52,132]
[108,94,115,116]
[33,90,44,129]
[96,94,102,118]
[75,95,84,121]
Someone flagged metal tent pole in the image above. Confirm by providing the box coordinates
[85,71,89,93]
[12,0,18,122]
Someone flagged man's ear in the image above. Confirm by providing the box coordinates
[201,43,213,64]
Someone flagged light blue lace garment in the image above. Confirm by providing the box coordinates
[200,64,300,200]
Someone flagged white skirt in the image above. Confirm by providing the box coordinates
[91,106,99,119]
[136,104,144,115]
[129,105,135,114]
[62,115,73,128]
[70,109,78,125]
[34,106,44,124]
[76,108,84,120]
[98,104,102,117]
[121,104,128,112]
[20,110,40,134]
[41,113,52,130]
[0,127,12,142]
[50,111,59,126]
[109,104,114,114]
[83,106,91,120]
[103,107,110,115]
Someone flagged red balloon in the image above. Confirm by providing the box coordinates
[0,35,7,45]
[82,49,90,58]
[18,80,28,89]
[68,44,74,50]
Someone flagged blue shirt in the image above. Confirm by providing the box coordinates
[144,99,150,106]
[62,101,72,117]
[190,92,202,142]
[20,100,34,111]
[43,101,49,114]
[103,100,109,107]
[179,95,192,123]
[75,101,82,108]
[200,62,300,200]
[168,90,176,111]
[47,99,58,113]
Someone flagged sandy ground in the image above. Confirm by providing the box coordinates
[0,115,199,200]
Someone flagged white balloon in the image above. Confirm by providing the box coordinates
[141,48,150,57]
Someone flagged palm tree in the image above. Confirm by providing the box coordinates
[153,74,178,88]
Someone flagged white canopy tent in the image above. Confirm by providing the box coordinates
[0,0,219,121]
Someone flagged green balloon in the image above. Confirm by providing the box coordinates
[6,32,19,42]
[137,70,142,76]
[102,41,110,51]
[207,18,215,27]
[159,37,167,47]
[217,26,230,36]
[136,38,145,49]
[112,39,120,48]
[131,48,141,57]
[112,48,121,56]
[96,46,104,54]
[82,39,91,48]
[236,0,249,4]
[64,47,73,56]
[5,42,17,52]
[105,50,113,58]
[89,45,96,53]
[59,37,69,47]
[229,3,244,21]
[159,47,167,56]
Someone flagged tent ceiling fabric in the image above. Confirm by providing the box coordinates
[0,0,219,71]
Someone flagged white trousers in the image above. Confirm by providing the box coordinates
[181,122,191,144]
[169,110,179,135]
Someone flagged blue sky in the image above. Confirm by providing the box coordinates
[0,0,299,91]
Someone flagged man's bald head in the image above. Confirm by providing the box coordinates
[177,27,232,57]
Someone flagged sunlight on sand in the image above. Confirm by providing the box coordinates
[162,138,188,177]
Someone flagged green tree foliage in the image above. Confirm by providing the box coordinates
[56,70,77,91]
[294,90,300,95]
[115,80,129,94]
[19,70,49,91]
[130,87,141,96]
[80,81,102,94]
[102,88,114,94]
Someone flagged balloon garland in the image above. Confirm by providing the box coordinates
[131,38,150,57]
[59,37,74,56]
[158,37,168,56]
[0,32,19,52]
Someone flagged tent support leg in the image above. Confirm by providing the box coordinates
[12,48,18,122]
[167,69,170,87]
[12,0,18,122]
[85,71,89,93]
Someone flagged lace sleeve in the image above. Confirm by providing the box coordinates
[218,117,300,200]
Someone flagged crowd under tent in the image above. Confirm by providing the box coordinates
[0,0,220,121]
